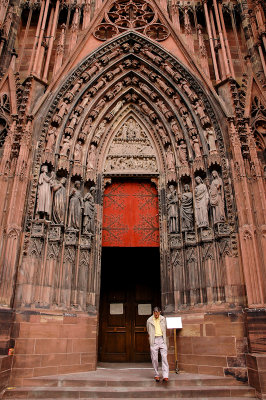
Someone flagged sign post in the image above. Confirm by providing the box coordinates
[166,317,182,374]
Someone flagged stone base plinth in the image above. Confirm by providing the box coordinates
[10,310,97,386]
[247,354,266,399]
[168,310,248,381]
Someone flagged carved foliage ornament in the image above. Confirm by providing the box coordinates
[93,0,169,41]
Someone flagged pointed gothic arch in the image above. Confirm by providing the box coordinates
[15,31,241,314]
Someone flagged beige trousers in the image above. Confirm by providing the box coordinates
[150,336,169,379]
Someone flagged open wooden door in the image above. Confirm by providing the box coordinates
[99,180,160,362]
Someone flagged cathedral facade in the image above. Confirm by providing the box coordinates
[0,0,265,396]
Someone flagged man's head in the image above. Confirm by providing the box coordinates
[153,307,161,319]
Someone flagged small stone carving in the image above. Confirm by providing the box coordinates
[167,185,179,233]
[93,120,106,144]
[209,170,225,224]
[46,127,57,152]
[73,140,83,163]
[193,100,210,127]
[60,135,72,157]
[52,177,67,224]
[180,184,194,231]
[156,124,170,145]
[177,139,188,165]
[53,101,69,125]
[68,181,83,229]
[194,176,209,228]
[191,135,202,159]
[204,127,217,154]
[36,165,55,219]
[83,187,95,234]
[87,143,97,170]
[171,120,182,140]
[181,80,198,103]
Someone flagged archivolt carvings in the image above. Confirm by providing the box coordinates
[21,33,238,311]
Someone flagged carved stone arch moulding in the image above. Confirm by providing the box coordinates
[18,32,241,311]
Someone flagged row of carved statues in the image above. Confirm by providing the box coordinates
[36,165,95,233]
[167,170,226,233]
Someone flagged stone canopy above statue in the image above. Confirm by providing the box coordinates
[104,117,158,174]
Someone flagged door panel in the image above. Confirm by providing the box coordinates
[99,248,160,362]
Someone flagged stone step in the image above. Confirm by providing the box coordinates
[20,376,244,388]
[3,385,256,398]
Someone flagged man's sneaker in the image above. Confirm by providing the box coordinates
[155,376,160,382]
[163,378,169,382]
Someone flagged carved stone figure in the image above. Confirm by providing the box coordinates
[74,140,83,163]
[83,187,95,234]
[209,170,225,224]
[178,139,188,165]
[53,101,68,125]
[180,184,193,231]
[166,146,175,171]
[194,176,209,228]
[192,135,202,158]
[93,120,106,144]
[204,127,217,154]
[167,185,179,233]
[109,100,124,117]
[52,177,67,224]
[156,124,169,145]
[127,119,136,139]
[60,135,72,157]
[46,127,57,151]
[36,165,54,219]
[68,181,83,229]
[87,144,97,170]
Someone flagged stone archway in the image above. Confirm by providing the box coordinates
[15,31,243,317]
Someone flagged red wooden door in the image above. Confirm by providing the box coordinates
[102,181,159,247]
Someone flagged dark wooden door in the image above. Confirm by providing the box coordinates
[98,248,160,362]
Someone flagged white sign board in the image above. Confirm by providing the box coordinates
[166,317,182,329]
[138,304,152,315]
[110,303,123,315]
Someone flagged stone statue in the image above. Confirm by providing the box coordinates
[93,120,106,144]
[180,184,194,231]
[194,176,209,228]
[209,170,225,224]
[178,139,188,165]
[192,135,202,158]
[73,140,83,163]
[36,165,54,219]
[83,187,95,234]
[87,144,97,170]
[46,127,57,151]
[166,146,175,171]
[68,181,83,229]
[204,127,217,154]
[52,177,67,224]
[167,185,179,233]
[60,135,72,157]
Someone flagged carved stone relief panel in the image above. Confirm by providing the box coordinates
[104,118,158,174]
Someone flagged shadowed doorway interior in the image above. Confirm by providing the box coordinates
[98,247,161,362]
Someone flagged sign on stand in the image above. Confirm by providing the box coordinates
[166,317,182,374]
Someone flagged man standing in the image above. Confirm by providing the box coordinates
[147,307,169,382]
